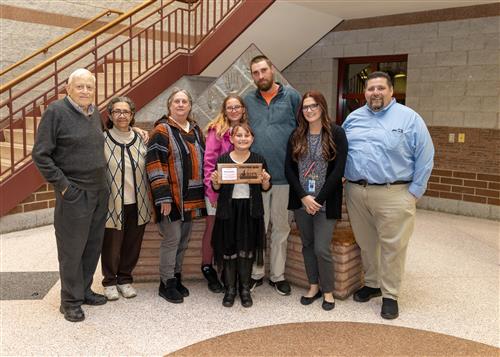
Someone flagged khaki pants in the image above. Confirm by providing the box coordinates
[252,184,290,282]
[346,182,416,300]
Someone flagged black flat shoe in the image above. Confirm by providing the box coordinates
[300,291,322,305]
[381,298,399,319]
[60,305,85,322]
[353,286,382,302]
[322,299,335,311]
[83,291,107,306]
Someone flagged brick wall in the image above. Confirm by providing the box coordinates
[283,6,500,218]
[7,184,55,215]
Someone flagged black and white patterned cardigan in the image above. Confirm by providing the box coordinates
[103,130,152,229]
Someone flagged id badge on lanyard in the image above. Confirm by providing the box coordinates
[304,161,317,194]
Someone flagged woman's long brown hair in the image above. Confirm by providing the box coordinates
[291,90,336,162]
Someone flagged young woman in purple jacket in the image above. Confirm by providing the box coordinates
[201,94,248,292]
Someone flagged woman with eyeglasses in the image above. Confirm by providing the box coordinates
[201,94,248,293]
[284,90,347,311]
[146,88,206,304]
[101,96,151,301]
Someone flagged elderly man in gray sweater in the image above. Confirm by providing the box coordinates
[33,68,109,322]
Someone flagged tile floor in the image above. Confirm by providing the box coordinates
[1,209,499,355]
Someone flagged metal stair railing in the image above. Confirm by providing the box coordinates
[0,0,242,178]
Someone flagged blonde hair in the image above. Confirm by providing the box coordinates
[205,94,247,138]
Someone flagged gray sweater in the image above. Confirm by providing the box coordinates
[32,97,107,192]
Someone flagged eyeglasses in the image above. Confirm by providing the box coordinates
[226,105,243,112]
[111,110,132,117]
[302,104,320,112]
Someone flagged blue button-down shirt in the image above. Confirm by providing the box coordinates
[342,99,434,198]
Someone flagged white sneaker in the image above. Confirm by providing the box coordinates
[104,285,119,301]
[117,283,137,298]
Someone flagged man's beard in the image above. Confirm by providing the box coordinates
[256,79,273,91]
[368,96,384,111]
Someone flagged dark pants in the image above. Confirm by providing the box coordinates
[54,187,109,308]
[294,209,336,293]
[101,204,146,286]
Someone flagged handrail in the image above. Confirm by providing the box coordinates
[0,9,123,77]
[0,0,246,181]
[0,0,157,93]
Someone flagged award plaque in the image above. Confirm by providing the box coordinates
[217,163,263,184]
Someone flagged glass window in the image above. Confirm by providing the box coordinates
[337,56,408,123]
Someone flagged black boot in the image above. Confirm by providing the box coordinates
[201,264,224,293]
[159,279,183,303]
[238,258,253,308]
[222,259,237,307]
[174,273,189,297]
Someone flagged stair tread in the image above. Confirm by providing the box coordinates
[0,142,33,148]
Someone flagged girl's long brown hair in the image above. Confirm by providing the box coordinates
[291,90,336,162]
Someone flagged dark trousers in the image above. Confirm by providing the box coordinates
[101,204,146,286]
[294,209,336,293]
[54,187,109,308]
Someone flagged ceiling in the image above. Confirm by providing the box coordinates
[289,0,498,20]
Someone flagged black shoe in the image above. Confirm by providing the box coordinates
[174,273,189,297]
[59,305,85,322]
[222,259,237,307]
[239,288,253,308]
[381,298,399,319]
[83,291,107,306]
[300,290,322,305]
[159,279,183,303]
[353,286,382,302]
[322,298,336,311]
[201,265,224,293]
[222,287,237,307]
[269,280,291,296]
[238,258,253,308]
[249,278,263,292]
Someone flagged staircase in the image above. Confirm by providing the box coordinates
[0,0,274,216]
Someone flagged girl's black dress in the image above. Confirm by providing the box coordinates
[211,152,270,267]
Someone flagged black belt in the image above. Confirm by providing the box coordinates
[348,180,410,187]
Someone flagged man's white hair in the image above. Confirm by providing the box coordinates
[68,68,96,85]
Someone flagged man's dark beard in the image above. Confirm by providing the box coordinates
[257,79,272,91]
[368,97,383,111]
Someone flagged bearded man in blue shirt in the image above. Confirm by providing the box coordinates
[342,71,434,320]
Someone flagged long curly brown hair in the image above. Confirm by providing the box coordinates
[291,90,336,162]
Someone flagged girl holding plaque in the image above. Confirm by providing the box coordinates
[210,123,271,308]
[201,95,248,293]
[285,91,347,311]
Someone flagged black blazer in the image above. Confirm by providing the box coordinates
[213,152,271,220]
[285,123,348,219]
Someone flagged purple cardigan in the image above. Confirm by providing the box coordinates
[203,128,233,204]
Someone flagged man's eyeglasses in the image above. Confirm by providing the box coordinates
[226,105,243,112]
[111,110,132,117]
[302,104,320,112]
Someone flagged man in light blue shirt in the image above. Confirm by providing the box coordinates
[342,71,434,320]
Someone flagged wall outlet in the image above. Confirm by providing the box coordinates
[448,133,455,143]
[458,133,465,143]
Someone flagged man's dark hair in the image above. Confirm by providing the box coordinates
[366,71,393,88]
[250,55,273,69]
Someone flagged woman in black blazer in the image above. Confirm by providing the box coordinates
[285,90,347,311]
